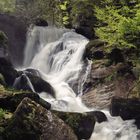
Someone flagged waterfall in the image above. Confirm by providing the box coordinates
[23,26,140,140]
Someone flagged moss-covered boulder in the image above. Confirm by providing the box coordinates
[0,85,51,112]
[0,108,12,135]
[53,110,107,140]
[2,98,77,140]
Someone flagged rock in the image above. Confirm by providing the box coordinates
[75,26,95,39]
[14,70,55,97]
[82,84,115,109]
[0,57,18,86]
[2,98,77,140]
[24,68,41,77]
[0,13,27,66]
[84,39,106,60]
[13,74,35,92]
[82,61,136,109]
[0,90,51,112]
[0,31,8,57]
[26,73,55,97]
[34,18,48,27]
[110,97,140,128]
[108,48,124,65]
[0,74,6,86]
[53,110,107,140]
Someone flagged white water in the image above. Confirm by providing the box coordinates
[23,26,140,140]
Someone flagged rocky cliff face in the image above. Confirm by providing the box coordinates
[0,14,27,66]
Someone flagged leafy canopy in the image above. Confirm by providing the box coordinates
[95,0,140,50]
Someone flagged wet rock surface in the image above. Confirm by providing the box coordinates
[110,97,140,128]
[82,61,136,109]
[2,98,77,140]
[53,110,107,140]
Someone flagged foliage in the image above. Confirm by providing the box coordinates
[15,0,62,25]
[94,0,140,51]
[59,0,72,27]
[0,108,7,120]
[70,0,96,27]
[0,0,15,13]
[15,0,96,27]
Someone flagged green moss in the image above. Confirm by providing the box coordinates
[0,74,6,86]
[0,84,32,96]
[0,108,6,120]
[53,111,87,129]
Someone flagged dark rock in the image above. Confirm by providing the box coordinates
[26,73,55,97]
[34,18,48,27]
[84,39,106,60]
[24,68,41,77]
[75,26,95,39]
[108,48,124,65]
[0,57,18,86]
[0,31,8,57]
[13,74,35,92]
[0,74,6,86]
[0,14,27,66]
[53,110,107,140]
[110,97,140,128]
[0,91,51,112]
[117,62,133,76]
[2,98,77,140]
[15,70,55,97]
[14,69,55,97]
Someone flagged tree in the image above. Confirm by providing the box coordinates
[94,0,140,51]
[0,0,15,13]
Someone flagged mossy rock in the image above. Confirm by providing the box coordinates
[0,74,6,86]
[0,88,51,112]
[53,110,107,140]
[2,98,77,140]
[0,108,12,135]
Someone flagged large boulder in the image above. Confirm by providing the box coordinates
[110,97,140,128]
[2,98,77,140]
[15,71,55,97]
[53,110,107,140]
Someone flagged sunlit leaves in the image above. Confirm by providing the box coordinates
[0,0,15,13]
[95,1,140,50]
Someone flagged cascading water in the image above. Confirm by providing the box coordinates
[23,26,140,140]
